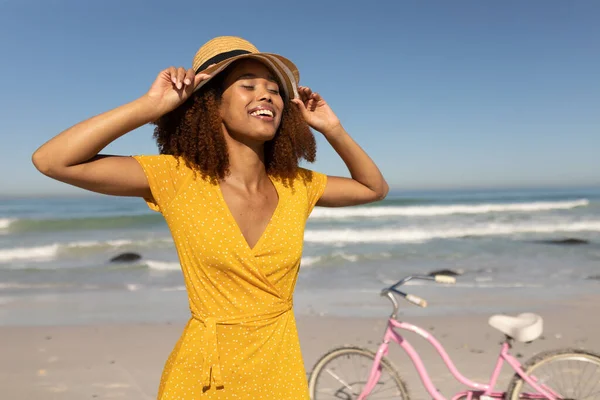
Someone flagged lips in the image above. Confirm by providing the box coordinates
[248,106,275,121]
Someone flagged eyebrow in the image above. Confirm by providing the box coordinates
[236,73,279,84]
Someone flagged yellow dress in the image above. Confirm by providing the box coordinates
[133,155,327,399]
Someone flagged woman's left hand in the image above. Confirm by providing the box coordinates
[292,86,342,136]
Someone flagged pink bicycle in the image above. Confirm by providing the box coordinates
[308,275,600,400]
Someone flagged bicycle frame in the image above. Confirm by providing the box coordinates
[358,318,559,400]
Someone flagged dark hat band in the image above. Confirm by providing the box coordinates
[195,49,252,73]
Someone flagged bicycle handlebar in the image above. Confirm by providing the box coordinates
[381,275,456,317]
[434,275,456,284]
[406,294,428,308]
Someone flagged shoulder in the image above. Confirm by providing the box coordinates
[132,154,193,178]
[289,168,327,217]
[295,167,327,188]
[131,154,197,213]
[132,154,184,169]
[294,168,328,213]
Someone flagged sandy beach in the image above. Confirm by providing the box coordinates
[1,293,599,400]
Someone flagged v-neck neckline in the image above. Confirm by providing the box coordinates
[214,175,282,255]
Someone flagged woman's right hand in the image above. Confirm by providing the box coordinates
[144,67,212,117]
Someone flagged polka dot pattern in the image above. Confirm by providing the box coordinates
[132,155,327,399]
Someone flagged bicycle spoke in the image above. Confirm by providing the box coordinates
[511,351,600,400]
[578,360,594,398]
[310,348,407,399]
[324,368,359,395]
[581,362,600,399]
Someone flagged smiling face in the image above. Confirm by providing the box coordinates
[219,59,285,143]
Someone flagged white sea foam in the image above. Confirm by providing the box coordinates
[300,256,322,267]
[161,286,186,291]
[125,284,142,291]
[304,220,600,244]
[0,218,15,229]
[301,252,391,267]
[0,282,67,290]
[64,239,137,248]
[106,239,134,247]
[0,238,173,263]
[372,281,542,289]
[0,244,60,262]
[146,260,181,271]
[309,199,589,219]
[333,251,359,262]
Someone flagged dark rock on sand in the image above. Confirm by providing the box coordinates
[109,252,142,263]
[587,275,600,281]
[534,238,589,245]
[428,269,463,277]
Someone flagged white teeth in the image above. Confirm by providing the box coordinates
[250,109,273,117]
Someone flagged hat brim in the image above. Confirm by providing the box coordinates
[193,53,300,100]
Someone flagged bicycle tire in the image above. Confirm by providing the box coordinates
[506,348,600,400]
[308,346,409,399]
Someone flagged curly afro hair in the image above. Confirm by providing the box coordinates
[151,66,317,187]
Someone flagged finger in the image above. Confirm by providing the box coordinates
[168,66,177,85]
[291,98,310,121]
[305,88,315,106]
[291,98,307,114]
[309,92,321,111]
[176,67,187,90]
[297,87,306,102]
[300,87,311,104]
[301,86,313,97]
[184,68,195,86]
[311,93,320,109]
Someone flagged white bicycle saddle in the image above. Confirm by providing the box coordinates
[488,313,543,342]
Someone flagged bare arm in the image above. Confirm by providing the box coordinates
[292,87,389,207]
[32,68,210,196]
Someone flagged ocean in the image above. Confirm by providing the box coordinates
[1,187,599,326]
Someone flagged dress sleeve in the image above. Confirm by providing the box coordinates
[304,169,328,217]
[131,155,190,213]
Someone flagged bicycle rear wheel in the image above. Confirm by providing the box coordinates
[506,348,600,400]
[308,346,409,399]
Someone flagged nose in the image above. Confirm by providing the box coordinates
[257,84,273,103]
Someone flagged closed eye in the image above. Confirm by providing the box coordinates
[240,82,280,96]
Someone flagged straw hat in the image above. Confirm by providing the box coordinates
[192,36,300,100]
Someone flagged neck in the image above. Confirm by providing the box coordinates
[222,129,269,191]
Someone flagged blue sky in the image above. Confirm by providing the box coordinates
[0,0,598,196]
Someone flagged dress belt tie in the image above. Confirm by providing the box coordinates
[191,301,293,389]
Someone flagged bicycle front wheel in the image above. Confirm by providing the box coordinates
[506,348,600,400]
[308,346,409,399]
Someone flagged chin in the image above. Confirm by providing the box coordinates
[246,127,278,142]
[253,134,277,144]
[230,129,277,144]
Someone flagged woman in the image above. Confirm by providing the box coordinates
[32,36,388,399]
